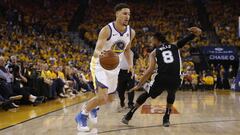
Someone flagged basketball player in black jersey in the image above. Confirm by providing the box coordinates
[121,27,202,127]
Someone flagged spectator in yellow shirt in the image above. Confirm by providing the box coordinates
[203,75,214,90]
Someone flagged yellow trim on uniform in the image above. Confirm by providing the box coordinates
[112,49,124,53]
[90,57,97,89]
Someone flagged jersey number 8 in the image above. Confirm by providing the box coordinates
[162,50,174,63]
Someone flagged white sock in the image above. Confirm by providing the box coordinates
[81,104,89,115]
[82,109,89,115]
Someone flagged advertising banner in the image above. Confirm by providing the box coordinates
[201,46,238,61]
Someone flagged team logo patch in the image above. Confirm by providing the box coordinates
[141,105,179,114]
[111,40,126,53]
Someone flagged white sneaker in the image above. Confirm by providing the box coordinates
[77,128,98,135]
[75,112,90,132]
[59,93,68,98]
[69,92,76,97]
[77,123,90,132]
[89,108,99,124]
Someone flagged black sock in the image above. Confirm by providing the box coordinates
[164,107,172,117]
[125,105,139,120]
[126,92,150,120]
[129,105,138,114]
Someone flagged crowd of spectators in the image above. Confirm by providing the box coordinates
[1,0,79,33]
[180,62,236,91]
[0,0,94,111]
[207,0,240,46]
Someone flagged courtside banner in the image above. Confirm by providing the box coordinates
[201,46,238,61]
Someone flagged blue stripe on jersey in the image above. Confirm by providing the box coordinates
[107,24,112,41]
[112,22,128,36]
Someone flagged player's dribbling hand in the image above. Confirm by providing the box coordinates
[99,50,108,57]
[187,27,202,36]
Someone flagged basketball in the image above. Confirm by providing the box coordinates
[99,50,119,70]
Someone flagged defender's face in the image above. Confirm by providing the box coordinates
[116,8,130,26]
[150,37,160,48]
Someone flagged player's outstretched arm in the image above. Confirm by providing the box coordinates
[92,26,111,59]
[176,27,202,48]
[129,49,156,92]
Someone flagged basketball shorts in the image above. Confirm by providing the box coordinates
[146,73,181,98]
[90,59,120,94]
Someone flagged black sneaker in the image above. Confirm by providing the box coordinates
[163,115,170,127]
[2,101,18,111]
[121,112,133,125]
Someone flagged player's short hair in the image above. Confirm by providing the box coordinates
[153,32,168,43]
[114,3,130,12]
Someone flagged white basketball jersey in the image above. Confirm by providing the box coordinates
[120,50,133,70]
[90,22,132,91]
[91,22,132,68]
[104,22,131,57]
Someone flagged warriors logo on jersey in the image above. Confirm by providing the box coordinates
[111,40,126,53]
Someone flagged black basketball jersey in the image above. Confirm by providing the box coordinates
[155,44,181,78]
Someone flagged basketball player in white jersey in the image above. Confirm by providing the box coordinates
[75,3,135,132]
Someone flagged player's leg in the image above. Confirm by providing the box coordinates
[121,91,150,124]
[122,79,163,125]
[85,88,110,111]
[75,87,114,132]
[117,70,128,111]
[127,75,135,109]
[86,87,115,124]
[163,89,177,127]
[75,88,105,132]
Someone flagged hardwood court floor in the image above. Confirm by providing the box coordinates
[0,92,94,130]
[0,90,240,135]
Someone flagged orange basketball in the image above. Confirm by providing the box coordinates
[99,50,119,70]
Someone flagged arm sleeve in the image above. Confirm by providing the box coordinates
[176,34,196,48]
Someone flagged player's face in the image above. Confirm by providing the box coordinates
[116,8,130,26]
